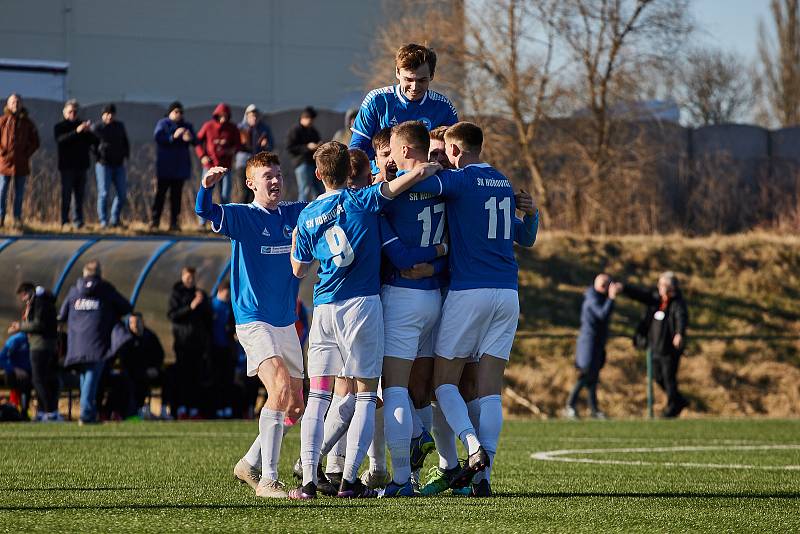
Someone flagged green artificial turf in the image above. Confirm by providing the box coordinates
[1,419,798,533]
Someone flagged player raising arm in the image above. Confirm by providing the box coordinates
[287,142,439,500]
[195,153,307,499]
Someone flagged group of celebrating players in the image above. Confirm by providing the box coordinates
[195,43,538,499]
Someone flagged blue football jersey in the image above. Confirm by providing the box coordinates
[380,174,447,290]
[213,201,307,327]
[349,85,458,159]
[412,164,534,290]
[293,184,391,305]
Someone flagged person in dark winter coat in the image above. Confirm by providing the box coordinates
[108,313,164,418]
[622,271,689,418]
[565,274,620,419]
[0,93,39,228]
[92,104,130,228]
[286,106,321,201]
[167,266,212,418]
[54,99,97,229]
[11,282,60,420]
[151,101,196,231]
[58,260,132,423]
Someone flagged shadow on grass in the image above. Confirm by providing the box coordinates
[0,503,357,511]
[494,491,800,500]
[3,487,139,492]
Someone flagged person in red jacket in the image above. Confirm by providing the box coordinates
[195,103,240,212]
[0,94,40,229]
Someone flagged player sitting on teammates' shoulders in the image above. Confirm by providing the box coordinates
[288,141,440,500]
[195,152,307,499]
[349,44,458,161]
[409,121,538,497]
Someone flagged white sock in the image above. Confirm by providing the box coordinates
[343,391,377,483]
[384,386,412,484]
[259,407,285,481]
[243,435,261,467]
[431,401,459,470]
[466,398,481,434]
[417,404,433,434]
[476,395,502,484]
[300,389,332,486]
[411,404,423,439]
[321,393,356,456]
[368,405,387,472]
[327,436,346,474]
[435,383,480,455]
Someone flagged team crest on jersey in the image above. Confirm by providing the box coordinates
[282,224,293,239]
[262,228,270,237]
[420,117,432,129]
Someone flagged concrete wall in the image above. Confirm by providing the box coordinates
[0,0,399,112]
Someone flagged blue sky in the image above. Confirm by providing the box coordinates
[692,0,774,60]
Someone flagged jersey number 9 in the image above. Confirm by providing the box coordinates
[324,226,355,267]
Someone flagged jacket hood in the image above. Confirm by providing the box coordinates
[344,108,358,127]
[77,276,103,296]
[213,103,231,119]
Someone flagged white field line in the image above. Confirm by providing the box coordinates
[531,445,800,471]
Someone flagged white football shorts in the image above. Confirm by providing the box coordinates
[236,321,304,379]
[307,295,384,379]
[435,288,520,361]
[381,285,442,360]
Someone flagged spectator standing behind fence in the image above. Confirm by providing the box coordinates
[195,103,240,218]
[151,101,195,231]
[210,280,236,419]
[286,106,321,201]
[234,104,273,204]
[167,266,212,419]
[92,104,130,228]
[0,331,32,417]
[0,93,39,229]
[564,274,621,419]
[59,260,132,424]
[55,99,97,230]
[622,272,689,418]
[110,313,164,419]
[11,283,59,421]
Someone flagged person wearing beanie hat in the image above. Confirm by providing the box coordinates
[151,100,196,231]
[235,104,274,203]
[92,103,130,228]
[285,106,322,201]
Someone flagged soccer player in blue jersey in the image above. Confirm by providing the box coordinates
[288,141,440,500]
[411,122,538,497]
[195,152,306,499]
[378,121,451,497]
[349,43,458,161]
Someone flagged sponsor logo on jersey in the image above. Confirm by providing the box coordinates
[261,245,292,255]
[262,228,271,237]
[389,115,398,126]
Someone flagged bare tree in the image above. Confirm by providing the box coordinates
[759,0,800,127]
[678,48,756,126]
